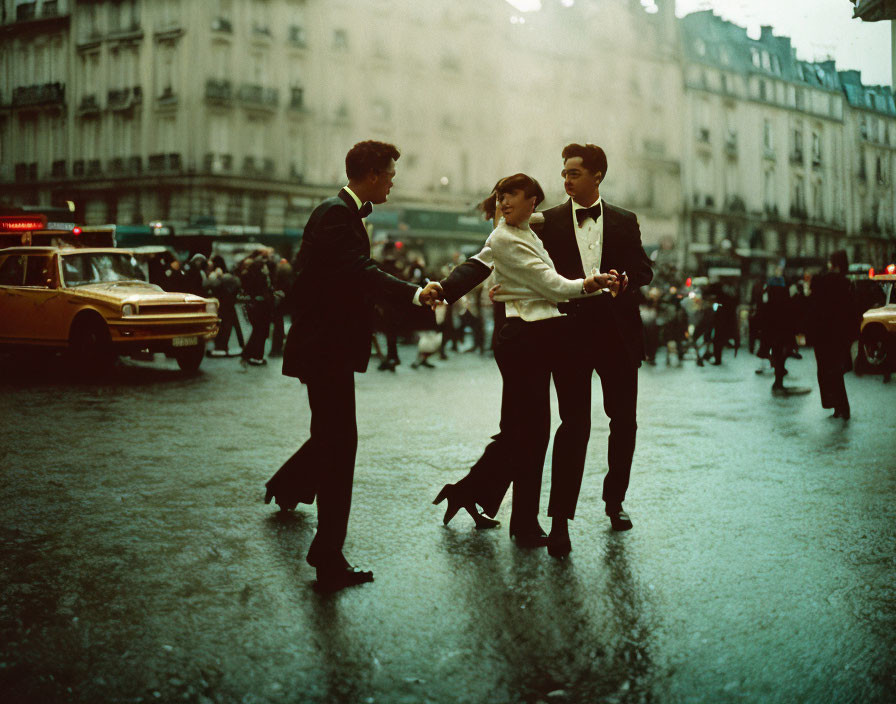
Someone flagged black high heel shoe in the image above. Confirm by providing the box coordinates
[433,484,500,529]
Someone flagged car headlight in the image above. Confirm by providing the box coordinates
[205,301,218,314]
[122,303,136,316]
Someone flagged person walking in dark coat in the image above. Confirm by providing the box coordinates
[264,140,439,592]
[808,250,854,419]
[761,274,796,393]
[239,256,274,366]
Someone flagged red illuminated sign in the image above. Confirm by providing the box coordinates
[0,215,47,232]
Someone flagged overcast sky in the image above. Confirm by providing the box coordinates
[505,0,892,87]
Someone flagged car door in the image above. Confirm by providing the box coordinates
[0,253,27,341]
[20,253,72,343]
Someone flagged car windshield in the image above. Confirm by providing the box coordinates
[61,252,146,286]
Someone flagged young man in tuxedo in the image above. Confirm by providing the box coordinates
[436,144,653,554]
[266,140,439,592]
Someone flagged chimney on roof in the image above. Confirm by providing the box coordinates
[760,25,775,41]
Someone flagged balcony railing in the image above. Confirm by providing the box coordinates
[108,157,125,174]
[148,153,182,172]
[107,86,142,111]
[73,160,85,176]
[128,156,142,173]
[205,79,233,102]
[12,82,65,108]
[51,160,66,178]
[78,94,101,115]
[86,159,102,176]
[237,84,278,108]
[789,204,808,221]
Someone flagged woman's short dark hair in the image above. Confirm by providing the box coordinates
[561,143,608,179]
[830,249,848,273]
[345,140,400,181]
[477,173,545,221]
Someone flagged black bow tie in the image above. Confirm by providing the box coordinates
[575,203,601,227]
[358,201,373,218]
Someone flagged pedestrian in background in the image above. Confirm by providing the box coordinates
[808,250,854,419]
[761,273,796,394]
[239,255,274,366]
[207,255,244,357]
[269,257,294,358]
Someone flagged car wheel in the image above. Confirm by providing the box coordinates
[68,315,115,376]
[175,344,205,373]
[861,326,889,371]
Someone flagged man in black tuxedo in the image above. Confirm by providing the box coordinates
[437,143,652,553]
[265,140,439,592]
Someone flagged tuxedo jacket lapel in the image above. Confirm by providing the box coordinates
[542,199,586,279]
[337,188,370,250]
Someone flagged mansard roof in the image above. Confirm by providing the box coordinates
[680,10,895,116]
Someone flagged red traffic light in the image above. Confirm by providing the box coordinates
[72,226,82,236]
[0,215,47,232]
[394,241,404,250]
[685,277,692,287]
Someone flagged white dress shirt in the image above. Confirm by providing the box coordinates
[472,219,584,321]
[571,196,603,276]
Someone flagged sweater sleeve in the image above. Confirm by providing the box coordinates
[491,229,584,303]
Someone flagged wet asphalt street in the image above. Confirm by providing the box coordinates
[0,343,894,704]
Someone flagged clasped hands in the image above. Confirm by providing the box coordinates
[584,268,628,296]
[419,281,444,309]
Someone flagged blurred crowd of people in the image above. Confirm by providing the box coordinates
[142,242,494,371]
[142,244,883,407]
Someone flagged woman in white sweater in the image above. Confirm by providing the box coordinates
[433,174,616,546]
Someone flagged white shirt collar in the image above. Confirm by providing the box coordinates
[572,195,602,212]
[343,186,363,210]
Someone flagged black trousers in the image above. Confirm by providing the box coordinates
[814,341,850,413]
[456,317,560,527]
[549,313,639,517]
[266,366,358,568]
[214,300,243,351]
[242,301,272,360]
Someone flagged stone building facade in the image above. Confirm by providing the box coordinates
[679,10,896,274]
[1,0,894,271]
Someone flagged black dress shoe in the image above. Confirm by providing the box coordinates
[607,509,633,532]
[314,566,374,594]
[509,522,548,548]
[547,532,572,558]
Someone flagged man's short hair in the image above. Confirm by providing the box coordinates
[562,143,608,179]
[345,140,400,180]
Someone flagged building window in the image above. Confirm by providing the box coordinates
[759,80,767,101]
[763,119,774,151]
[751,47,760,68]
[761,51,770,71]
[695,39,706,57]
[333,29,348,51]
[792,128,803,162]
[811,132,821,166]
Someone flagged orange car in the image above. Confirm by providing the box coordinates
[859,271,896,373]
[0,245,219,373]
